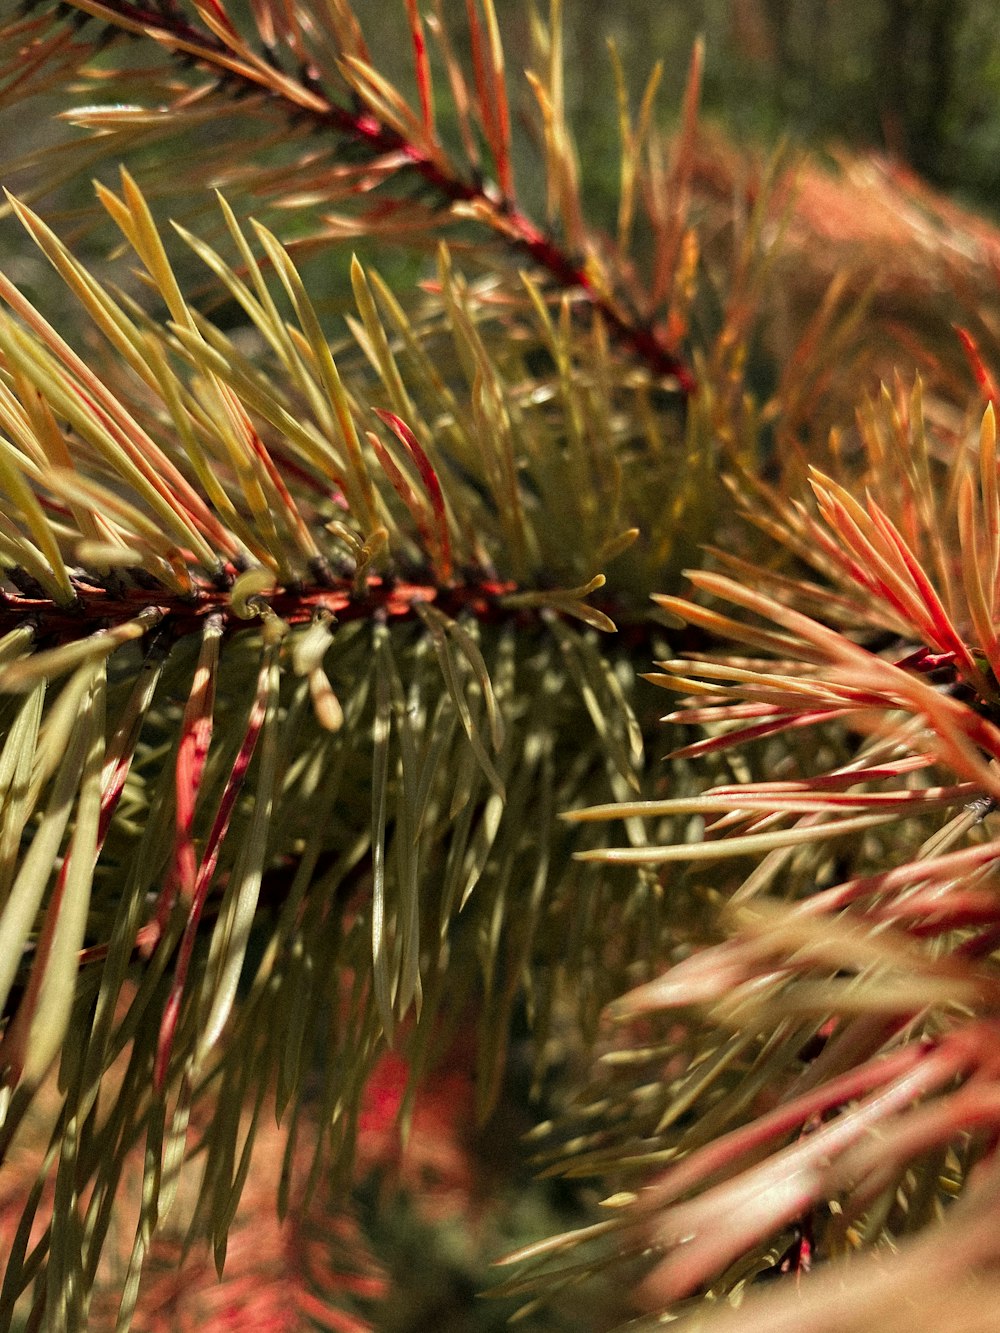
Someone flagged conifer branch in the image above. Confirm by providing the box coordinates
[7,3,1000,1329]
[10,0,697,392]
[509,385,1000,1328]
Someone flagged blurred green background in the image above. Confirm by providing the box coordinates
[355,0,1000,217]
[564,0,1000,200]
[555,0,1000,211]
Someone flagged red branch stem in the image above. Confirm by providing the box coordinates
[0,571,540,649]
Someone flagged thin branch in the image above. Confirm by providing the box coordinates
[0,567,617,649]
[45,0,696,393]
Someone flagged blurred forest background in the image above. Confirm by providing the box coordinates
[352,0,1000,216]
[602,0,1000,206]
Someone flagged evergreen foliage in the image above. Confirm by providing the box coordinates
[1,2,1000,1329]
